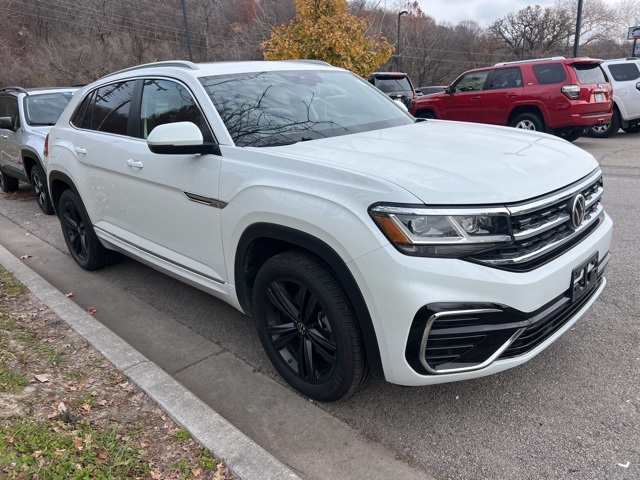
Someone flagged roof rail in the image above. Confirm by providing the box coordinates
[0,86,29,94]
[494,56,567,66]
[99,60,199,79]
[284,59,332,66]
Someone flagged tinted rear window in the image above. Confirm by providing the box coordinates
[373,77,412,94]
[532,64,567,84]
[572,64,608,84]
[608,62,640,81]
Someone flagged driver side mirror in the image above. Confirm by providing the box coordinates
[444,86,453,94]
[147,121,220,156]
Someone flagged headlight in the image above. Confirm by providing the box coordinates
[369,204,512,257]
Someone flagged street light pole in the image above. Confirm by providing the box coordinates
[396,9,408,72]
[181,0,193,62]
[572,0,584,57]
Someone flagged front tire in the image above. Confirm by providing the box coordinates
[0,170,19,193]
[58,189,118,270]
[622,124,640,134]
[30,164,54,214]
[510,112,543,131]
[253,251,368,402]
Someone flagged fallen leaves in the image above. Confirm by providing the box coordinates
[66,292,75,298]
[20,255,32,260]
[86,307,97,315]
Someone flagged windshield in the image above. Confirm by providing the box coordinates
[199,70,413,147]
[24,92,74,126]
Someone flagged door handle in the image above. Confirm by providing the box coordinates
[1,135,8,139]
[506,93,519,98]
[127,159,144,169]
[75,147,87,155]
[471,96,482,100]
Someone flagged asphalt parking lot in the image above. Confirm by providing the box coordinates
[0,131,638,480]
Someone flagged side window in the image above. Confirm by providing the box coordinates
[608,63,640,82]
[72,82,134,135]
[487,68,523,90]
[71,91,94,129]
[139,79,209,140]
[452,71,490,92]
[0,97,20,128]
[532,64,567,84]
[92,82,134,135]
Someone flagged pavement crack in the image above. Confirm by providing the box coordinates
[172,353,217,375]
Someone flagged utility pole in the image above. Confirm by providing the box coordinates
[181,0,193,62]
[396,9,408,72]
[572,0,584,57]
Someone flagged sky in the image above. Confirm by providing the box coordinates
[413,0,621,26]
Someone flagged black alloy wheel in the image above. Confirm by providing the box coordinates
[30,164,54,214]
[253,251,368,401]
[589,109,620,138]
[58,189,118,270]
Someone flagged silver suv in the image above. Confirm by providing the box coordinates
[0,86,76,213]
[590,57,640,137]
[46,60,612,401]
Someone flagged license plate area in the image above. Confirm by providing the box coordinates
[571,252,599,303]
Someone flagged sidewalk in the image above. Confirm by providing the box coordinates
[0,241,300,480]
[0,211,434,480]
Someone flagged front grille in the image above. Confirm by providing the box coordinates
[469,170,604,271]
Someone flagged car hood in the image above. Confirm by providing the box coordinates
[269,121,599,205]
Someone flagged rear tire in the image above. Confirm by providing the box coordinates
[253,251,368,401]
[30,164,54,214]
[0,170,19,193]
[510,113,543,131]
[58,189,118,270]
[557,129,584,142]
[589,109,620,138]
[622,124,640,134]
[417,111,436,119]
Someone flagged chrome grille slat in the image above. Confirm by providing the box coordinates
[470,171,604,269]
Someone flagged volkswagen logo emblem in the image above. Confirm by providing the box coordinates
[570,194,586,230]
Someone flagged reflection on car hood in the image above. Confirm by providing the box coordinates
[269,120,599,205]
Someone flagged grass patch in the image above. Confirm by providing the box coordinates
[0,266,26,297]
[0,367,30,393]
[173,428,191,442]
[0,419,150,478]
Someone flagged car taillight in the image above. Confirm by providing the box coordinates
[561,85,581,100]
[44,133,49,157]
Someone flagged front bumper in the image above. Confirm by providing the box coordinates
[351,211,613,386]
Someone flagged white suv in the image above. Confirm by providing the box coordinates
[590,57,640,137]
[46,60,612,401]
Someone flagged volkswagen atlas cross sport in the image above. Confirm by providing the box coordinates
[45,60,612,401]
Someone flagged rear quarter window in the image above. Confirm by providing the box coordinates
[373,77,412,94]
[607,62,640,81]
[572,64,608,84]
[532,64,567,84]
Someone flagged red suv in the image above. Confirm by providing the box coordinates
[410,56,613,141]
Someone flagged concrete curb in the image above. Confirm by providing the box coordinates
[0,243,301,480]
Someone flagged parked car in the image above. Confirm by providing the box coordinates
[46,60,611,401]
[589,57,640,137]
[368,71,416,108]
[410,56,613,142]
[416,85,445,95]
[0,86,76,213]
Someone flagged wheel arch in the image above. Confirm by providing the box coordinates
[20,147,42,179]
[49,170,80,216]
[508,105,547,131]
[235,223,385,379]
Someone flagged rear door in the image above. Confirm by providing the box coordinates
[482,67,524,125]
[441,70,490,123]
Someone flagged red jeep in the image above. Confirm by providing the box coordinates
[410,56,613,141]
